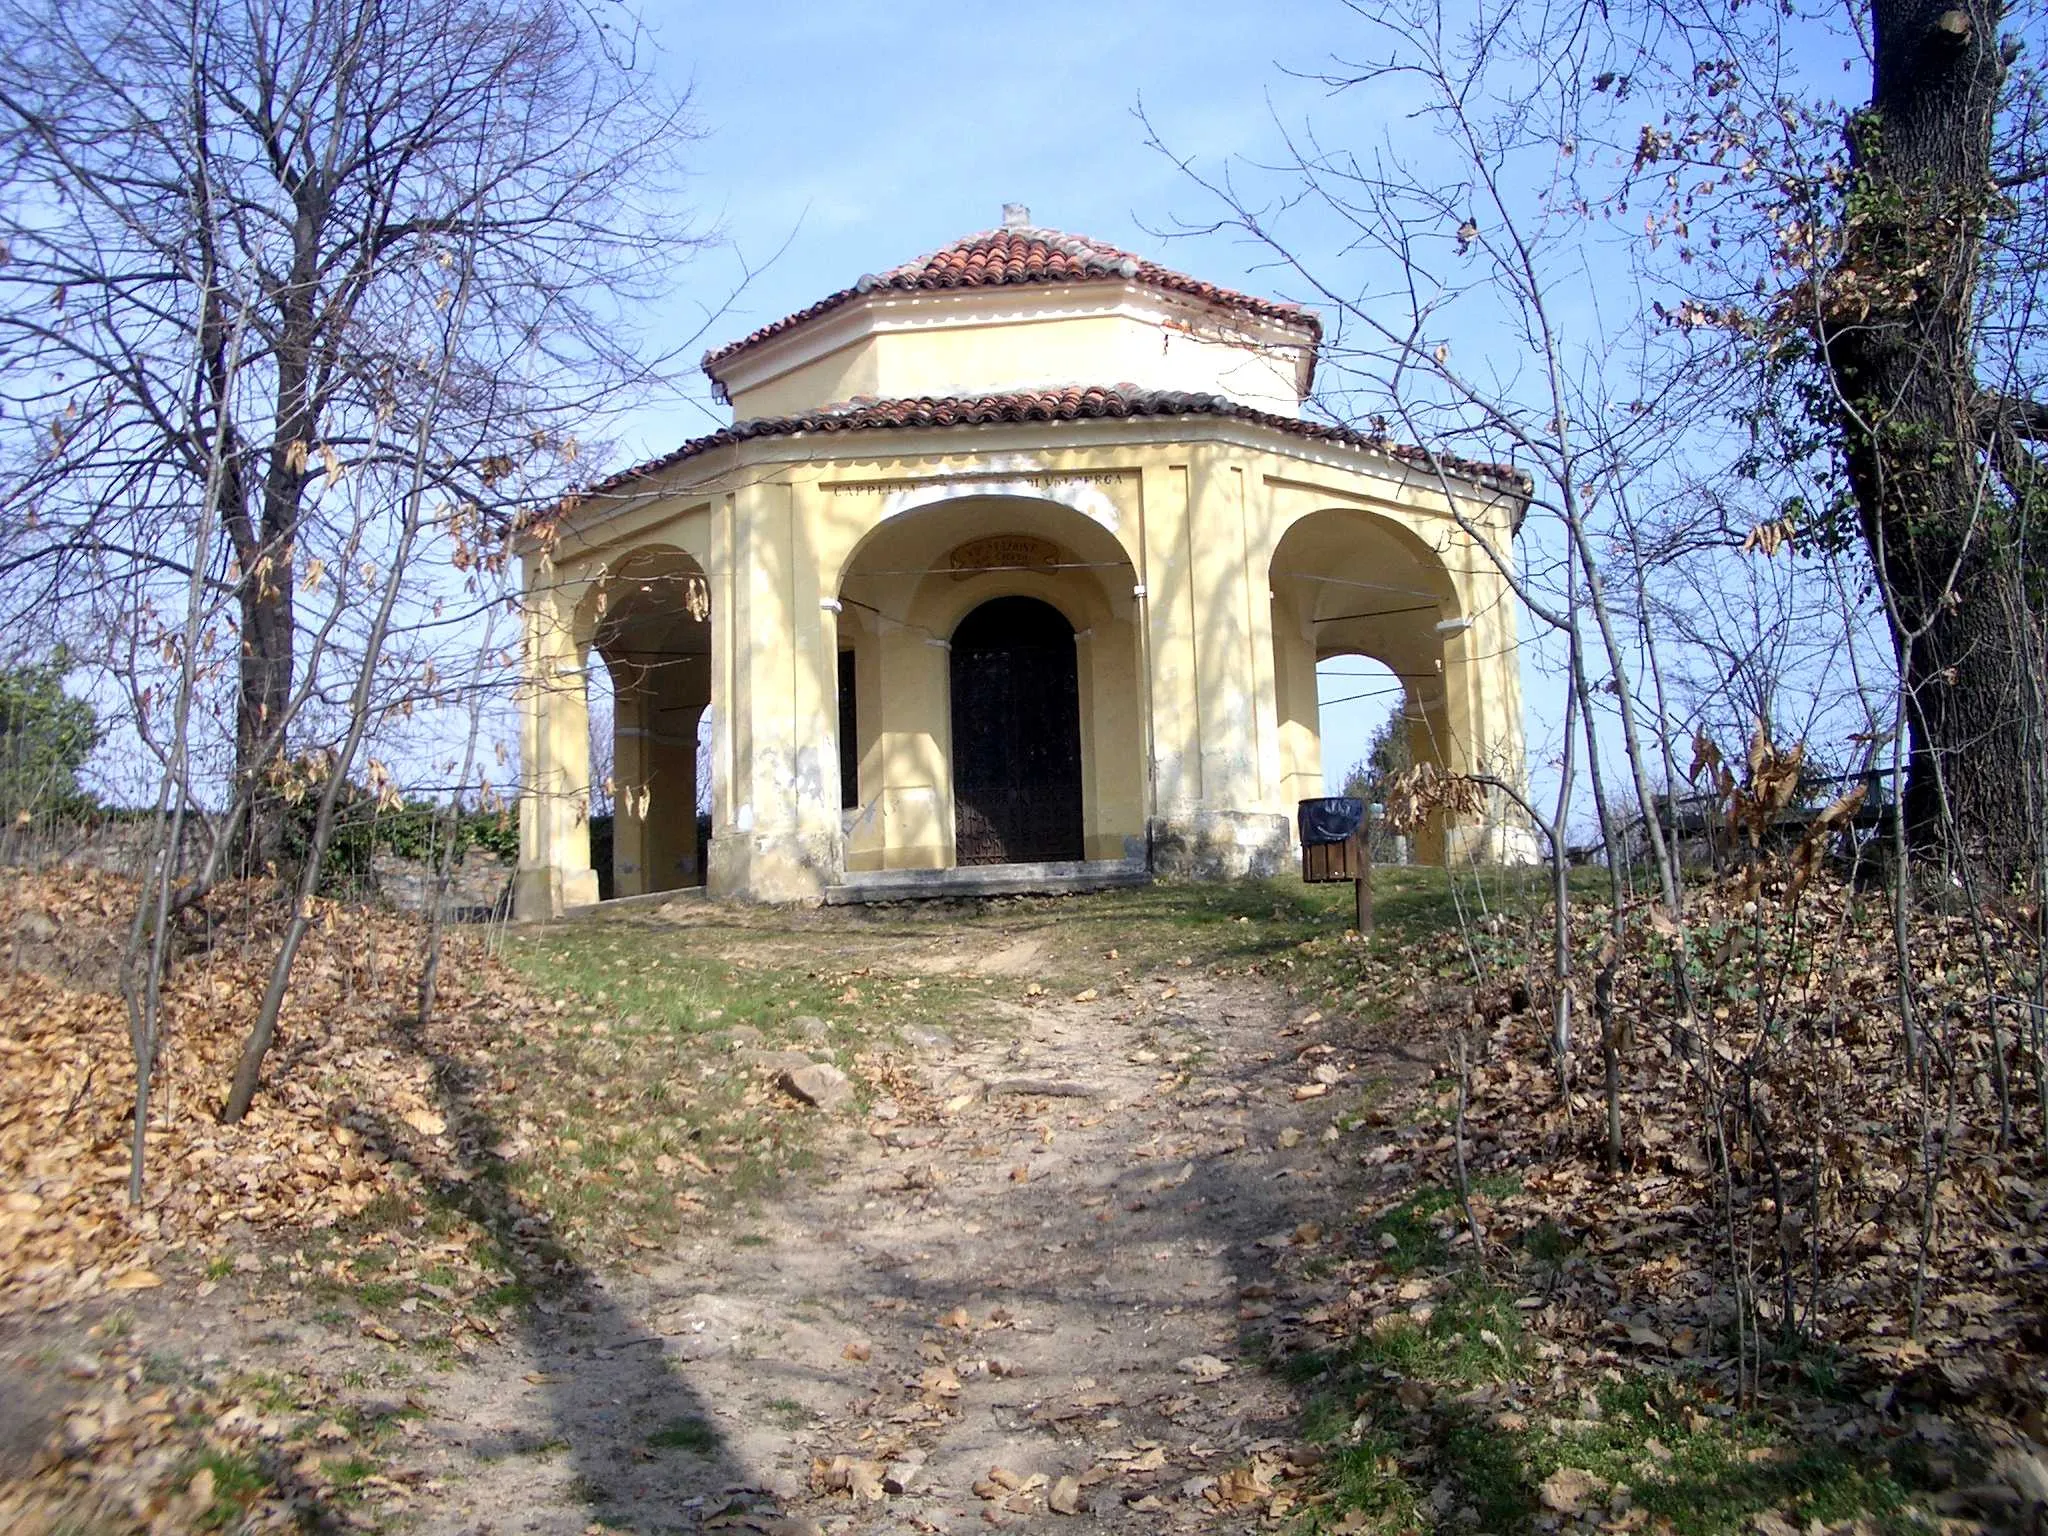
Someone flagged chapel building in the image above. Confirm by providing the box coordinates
[514,208,1534,914]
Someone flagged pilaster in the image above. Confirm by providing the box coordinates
[512,569,599,918]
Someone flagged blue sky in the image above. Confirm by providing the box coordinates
[626,0,1431,787]
[634,0,1335,397]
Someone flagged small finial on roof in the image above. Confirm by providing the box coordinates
[1001,203,1030,230]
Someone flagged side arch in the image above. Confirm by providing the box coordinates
[1269,505,1529,863]
[573,542,714,897]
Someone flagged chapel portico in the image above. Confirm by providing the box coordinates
[515,210,1535,915]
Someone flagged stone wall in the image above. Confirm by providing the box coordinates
[0,817,513,922]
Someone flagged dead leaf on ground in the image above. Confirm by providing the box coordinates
[1539,1467,1606,1515]
[1048,1475,1085,1515]
[1175,1354,1230,1381]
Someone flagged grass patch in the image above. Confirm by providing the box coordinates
[178,1448,268,1529]
[646,1415,720,1453]
[142,1350,187,1385]
[490,919,1000,1255]
[1288,1269,1929,1535]
[483,1279,535,1312]
[324,1454,378,1499]
[1011,866,1586,1022]
[1315,1430,1427,1531]
[1522,1377,1923,1536]
[763,1397,814,1431]
[224,1371,301,1413]
[355,1280,402,1310]
[1366,1179,1520,1274]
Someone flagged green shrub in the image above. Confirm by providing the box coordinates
[0,651,100,818]
[274,779,519,897]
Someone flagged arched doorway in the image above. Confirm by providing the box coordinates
[578,546,712,898]
[950,596,1084,864]
[830,493,1145,874]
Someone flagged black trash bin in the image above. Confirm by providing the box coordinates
[1297,796,1372,932]
[1297,796,1366,848]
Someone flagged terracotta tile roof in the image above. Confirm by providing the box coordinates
[701,227,1322,376]
[580,388,1528,499]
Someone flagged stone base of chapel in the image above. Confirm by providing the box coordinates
[706,829,842,905]
[512,864,599,921]
[1147,810,1292,881]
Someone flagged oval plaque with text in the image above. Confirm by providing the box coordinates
[948,535,1062,579]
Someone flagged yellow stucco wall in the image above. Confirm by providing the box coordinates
[517,415,1533,912]
[718,287,1311,421]
[512,276,1532,914]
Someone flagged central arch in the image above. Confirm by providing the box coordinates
[949,596,1084,864]
[830,492,1144,873]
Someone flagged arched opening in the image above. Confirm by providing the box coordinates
[1268,507,1461,863]
[577,546,712,898]
[949,597,1084,864]
[1315,652,1411,863]
[583,657,617,898]
[1318,654,1406,793]
[831,494,1143,872]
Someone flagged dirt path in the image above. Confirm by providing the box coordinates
[367,940,1430,1534]
[0,897,1445,1534]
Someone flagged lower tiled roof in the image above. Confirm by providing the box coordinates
[581,388,1529,499]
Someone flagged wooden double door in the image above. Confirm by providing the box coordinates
[949,596,1084,865]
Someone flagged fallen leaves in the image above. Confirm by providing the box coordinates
[0,1333,381,1531]
[1,863,921,1323]
[0,869,507,1313]
[812,1453,886,1502]
[1047,1474,1086,1515]
[1538,1466,1607,1515]
[1203,1452,1307,1518]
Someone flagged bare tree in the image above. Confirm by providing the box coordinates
[1619,0,2048,884]
[221,222,482,1123]
[0,0,701,864]
[1154,3,1699,1167]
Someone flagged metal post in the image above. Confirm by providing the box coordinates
[1353,826,1373,936]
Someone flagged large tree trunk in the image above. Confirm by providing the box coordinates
[1827,0,2043,885]
[230,175,327,873]
[236,539,296,869]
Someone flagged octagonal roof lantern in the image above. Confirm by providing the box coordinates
[701,216,1324,421]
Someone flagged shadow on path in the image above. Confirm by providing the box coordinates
[355,1004,780,1535]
